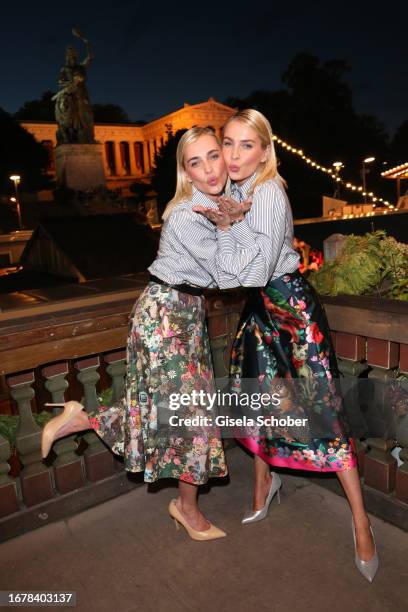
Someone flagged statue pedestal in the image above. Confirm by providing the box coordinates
[55,144,106,190]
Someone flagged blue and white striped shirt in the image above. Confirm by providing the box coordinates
[148,188,239,288]
[148,174,299,289]
[217,173,300,285]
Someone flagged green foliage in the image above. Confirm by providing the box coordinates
[0,411,53,448]
[98,387,113,405]
[0,108,51,195]
[92,103,130,124]
[309,231,408,300]
[151,129,187,215]
[14,91,55,121]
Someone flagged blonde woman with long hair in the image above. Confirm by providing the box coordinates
[41,126,249,542]
[194,109,379,582]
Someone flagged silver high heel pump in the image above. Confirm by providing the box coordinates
[242,472,282,525]
[351,516,379,582]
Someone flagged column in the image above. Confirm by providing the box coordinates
[143,141,150,173]
[128,141,137,176]
[114,141,123,176]
[102,142,111,177]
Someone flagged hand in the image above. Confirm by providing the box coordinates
[218,196,252,222]
[192,205,231,230]
[72,27,87,42]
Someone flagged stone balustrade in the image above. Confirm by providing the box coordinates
[0,287,407,540]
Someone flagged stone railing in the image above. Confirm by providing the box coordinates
[322,294,408,525]
[0,287,244,540]
[0,287,407,540]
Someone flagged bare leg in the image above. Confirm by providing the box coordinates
[252,454,273,510]
[176,481,211,532]
[337,467,375,561]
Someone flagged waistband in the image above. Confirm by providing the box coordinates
[148,274,204,297]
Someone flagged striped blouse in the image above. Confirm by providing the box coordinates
[217,173,300,285]
[148,188,243,289]
[148,174,299,289]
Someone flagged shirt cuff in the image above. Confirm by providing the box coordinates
[229,217,257,248]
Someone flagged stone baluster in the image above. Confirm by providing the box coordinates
[208,302,229,381]
[104,350,126,403]
[7,372,53,507]
[75,356,115,481]
[42,363,85,494]
[104,350,126,472]
[0,433,19,517]
[395,345,408,503]
[334,333,370,475]
[363,339,399,493]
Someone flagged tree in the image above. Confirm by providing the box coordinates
[0,108,50,195]
[92,103,131,124]
[224,53,390,217]
[390,120,408,164]
[150,129,187,215]
[14,91,55,121]
[15,91,132,125]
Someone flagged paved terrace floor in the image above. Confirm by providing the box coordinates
[1,447,407,612]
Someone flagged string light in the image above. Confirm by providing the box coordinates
[272,133,391,207]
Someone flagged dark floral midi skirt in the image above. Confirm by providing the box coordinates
[231,271,357,472]
[88,282,228,484]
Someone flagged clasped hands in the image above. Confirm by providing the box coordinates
[192,196,252,230]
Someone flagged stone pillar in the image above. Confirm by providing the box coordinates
[55,144,106,190]
[143,141,150,173]
[114,141,123,176]
[43,362,85,494]
[0,434,19,517]
[75,356,115,482]
[7,372,53,507]
[128,141,137,176]
[333,332,370,476]
[395,347,408,503]
[363,339,399,493]
[104,350,127,473]
[101,141,111,177]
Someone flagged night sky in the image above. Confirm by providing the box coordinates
[1,0,407,135]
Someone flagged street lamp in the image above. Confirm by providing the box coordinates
[332,161,344,198]
[361,157,375,203]
[9,175,22,230]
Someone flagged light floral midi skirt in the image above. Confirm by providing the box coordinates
[88,282,228,484]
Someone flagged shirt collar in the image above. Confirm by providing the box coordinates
[230,172,257,201]
[190,186,220,208]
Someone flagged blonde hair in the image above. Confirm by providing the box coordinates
[162,126,221,221]
[223,108,286,193]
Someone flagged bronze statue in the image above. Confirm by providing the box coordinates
[54,28,95,145]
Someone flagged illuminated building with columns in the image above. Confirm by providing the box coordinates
[20,98,235,189]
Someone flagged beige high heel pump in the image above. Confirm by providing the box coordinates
[168,499,227,541]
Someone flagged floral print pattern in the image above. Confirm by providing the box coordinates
[231,271,357,472]
[88,282,228,484]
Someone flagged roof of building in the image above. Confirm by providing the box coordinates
[20,214,159,281]
[381,162,408,179]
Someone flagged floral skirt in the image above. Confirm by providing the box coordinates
[88,282,228,484]
[231,271,357,472]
